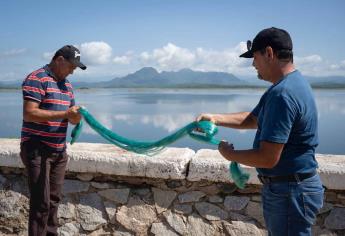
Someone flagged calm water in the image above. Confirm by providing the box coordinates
[1,88,344,154]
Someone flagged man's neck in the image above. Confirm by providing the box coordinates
[47,63,63,82]
[271,62,295,84]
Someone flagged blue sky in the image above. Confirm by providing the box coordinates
[1,0,345,82]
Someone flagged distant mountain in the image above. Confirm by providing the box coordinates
[305,76,345,88]
[74,67,254,88]
[1,67,345,89]
[0,81,21,89]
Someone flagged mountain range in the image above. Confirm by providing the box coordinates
[1,67,345,89]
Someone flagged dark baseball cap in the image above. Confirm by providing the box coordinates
[239,27,293,58]
[54,45,87,70]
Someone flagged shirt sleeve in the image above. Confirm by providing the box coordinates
[70,91,75,107]
[251,102,261,117]
[22,76,45,103]
[259,94,297,144]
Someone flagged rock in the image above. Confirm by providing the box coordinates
[104,201,117,224]
[178,191,206,203]
[224,196,250,211]
[312,226,337,236]
[76,173,94,181]
[57,222,80,236]
[0,174,6,189]
[319,202,334,214]
[114,226,134,236]
[76,193,107,231]
[185,213,216,236]
[195,202,228,221]
[98,188,130,204]
[229,212,251,221]
[223,221,264,236]
[199,185,220,195]
[208,195,223,203]
[90,181,113,189]
[0,190,28,232]
[63,180,89,195]
[217,183,238,194]
[166,180,183,189]
[152,188,177,214]
[251,195,262,202]
[324,207,345,230]
[245,201,265,227]
[163,210,187,235]
[173,203,193,215]
[57,197,76,220]
[132,188,151,197]
[9,176,29,197]
[151,222,179,236]
[116,196,157,234]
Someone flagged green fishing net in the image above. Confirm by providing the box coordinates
[70,107,249,188]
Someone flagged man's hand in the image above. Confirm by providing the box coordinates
[66,106,81,124]
[218,140,235,161]
[196,113,217,124]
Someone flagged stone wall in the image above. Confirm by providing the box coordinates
[0,138,344,236]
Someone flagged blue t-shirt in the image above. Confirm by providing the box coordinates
[252,70,318,176]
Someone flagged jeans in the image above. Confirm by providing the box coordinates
[262,174,324,236]
[20,140,68,236]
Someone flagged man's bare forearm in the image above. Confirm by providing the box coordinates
[23,108,68,122]
[215,112,257,129]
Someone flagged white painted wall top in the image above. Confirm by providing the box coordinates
[1,139,344,189]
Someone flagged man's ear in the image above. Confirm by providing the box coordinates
[265,46,274,60]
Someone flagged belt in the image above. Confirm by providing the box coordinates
[258,171,317,184]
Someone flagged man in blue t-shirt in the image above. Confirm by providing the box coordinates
[20,45,86,236]
[196,27,324,236]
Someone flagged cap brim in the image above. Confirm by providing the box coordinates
[239,50,254,58]
[73,61,87,70]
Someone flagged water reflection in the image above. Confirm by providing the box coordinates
[1,88,344,154]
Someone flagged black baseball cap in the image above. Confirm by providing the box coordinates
[239,27,293,58]
[54,45,87,70]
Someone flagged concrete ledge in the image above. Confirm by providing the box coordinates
[0,139,194,180]
[188,149,345,190]
[1,138,345,189]
[187,149,260,185]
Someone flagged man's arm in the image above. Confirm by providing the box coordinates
[218,140,284,168]
[196,112,257,129]
[23,100,81,124]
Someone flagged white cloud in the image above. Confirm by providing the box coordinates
[113,51,134,65]
[137,42,254,76]
[82,113,113,135]
[113,56,131,65]
[2,48,26,57]
[39,41,345,78]
[140,43,196,70]
[0,48,27,61]
[295,55,345,76]
[112,113,195,132]
[43,52,54,60]
[141,114,194,132]
[79,41,112,65]
[295,55,322,65]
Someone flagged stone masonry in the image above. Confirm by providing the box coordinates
[0,138,344,236]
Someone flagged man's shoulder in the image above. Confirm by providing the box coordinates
[28,67,48,78]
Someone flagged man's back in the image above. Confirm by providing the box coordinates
[254,70,319,175]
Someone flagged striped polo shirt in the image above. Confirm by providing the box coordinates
[21,65,75,152]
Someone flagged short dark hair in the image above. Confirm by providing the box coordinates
[259,47,293,62]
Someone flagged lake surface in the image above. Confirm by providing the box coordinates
[1,88,344,154]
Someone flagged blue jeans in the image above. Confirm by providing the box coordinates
[262,174,324,236]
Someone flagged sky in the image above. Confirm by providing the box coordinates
[1,0,345,82]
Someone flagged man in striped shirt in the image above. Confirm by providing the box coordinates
[20,45,86,236]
